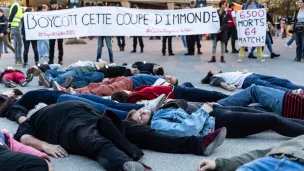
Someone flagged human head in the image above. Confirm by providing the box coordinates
[0,9,3,17]
[111,91,130,103]
[132,4,138,8]
[201,69,223,84]
[6,88,23,98]
[297,0,304,8]
[50,0,58,9]
[182,4,188,9]
[228,3,234,9]
[219,0,227,9]
[125,108,152,125]
[25,7,33,12]
[263,2,269,11]
[37,4,43,11]
[190,0,196,8]
[164,75,178,86]
[153,65,164,76]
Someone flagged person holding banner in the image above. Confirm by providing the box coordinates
[225,3,238,54]
[96,36,114,63]
[8,0,23,65]
[238,0,265,63]
[48,0,64,65]
[0,9,14,59]
[208,0,228,63]
[294,0,304,62]
[131,4,144,54]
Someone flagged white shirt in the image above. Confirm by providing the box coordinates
[215,72,253,88]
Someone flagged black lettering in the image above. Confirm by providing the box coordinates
[155,14,162,25]
[130,13,137,24]
[27,14,37,29]
[211,11,218,22]
[38,17,48,28]
[124,13,131,25]
[195,12,202,23]
[90,14,95,25]
[47,16,55,27]
[166,14,171,25]
[105,14,111,24]
[143,14,148,25]
[173,14,179,24]
[82,14,89,26]
[248,19,253,26]
[187,13,195,23]
[117,13,123,25]
[180,14,186,24]
[53,16,61,27]
[260,18,265,26]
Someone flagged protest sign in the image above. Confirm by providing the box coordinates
[24,7,220,40]
[236,9,267,47]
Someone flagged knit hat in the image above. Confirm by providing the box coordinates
[50,0,58,4]
[94,59,108,70]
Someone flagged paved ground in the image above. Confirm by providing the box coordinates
[0,37,301,171]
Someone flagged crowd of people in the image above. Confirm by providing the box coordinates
[0,0,304,171]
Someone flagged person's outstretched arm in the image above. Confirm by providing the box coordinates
[197,148,271,171]
[210,77,236,91]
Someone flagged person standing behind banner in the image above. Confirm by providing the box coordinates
[130,4,144,53]
[238,0,265,63]
[8,0,23,65]
[225,3,238,54]
[185,0,202,56]
[48,0,64,65]
[208,0,228,63]
[0,9,14,59]
[21,7,39,68]
[37,5,49,59]
[293,0,304,62]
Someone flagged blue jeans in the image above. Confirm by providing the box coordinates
[250,33,273,53]
[287,34,295,46]
[295,32,304,59]
[173,86,228,102]
[38,40,49,57]
[181,35,187,48]
[57,94,144,120]
[96,36,113,62]
[11,26,22,61]
[72,72,104,88]
[218,85,285,115]
[242,73,304,92]
[236,156,304,171]
[45,70,78,85]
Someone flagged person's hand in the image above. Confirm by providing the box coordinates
[44,159,54,171]
[201,103,213,113]
[226,85,236,91]
[42,143,68,158]
[0,33,3,37]
[197,160,216,171]
[218,30,222,33]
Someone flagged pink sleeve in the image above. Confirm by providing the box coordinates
[3,131,51,161]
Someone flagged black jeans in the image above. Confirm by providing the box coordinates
[49,39,63,62]
[162,36,173,54]
[0,146,48,171]
[186,35,201,54]
[225,26,237,51]
[132,36,144,50]
[212,106,304,138]
[23,37,39,64]
[173,86,229,102]
[117,36,125,48]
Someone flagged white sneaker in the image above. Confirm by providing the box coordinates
[144,94,166,111]
[237,58,243,63]
[262,53,269,58]
[259,59,266,63]
[67,87,76,94]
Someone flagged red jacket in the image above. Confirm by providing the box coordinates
[227,9,235,27]
[128,85,175,103]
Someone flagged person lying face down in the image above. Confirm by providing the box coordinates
[111,84,228,104]
[125,99,304,139]
[201,69,304,93]
[15,100,227,171]
[0,66,34,87]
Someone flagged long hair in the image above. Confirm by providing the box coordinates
[201,71,213,84]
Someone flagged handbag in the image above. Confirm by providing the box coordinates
[295,22,304,33]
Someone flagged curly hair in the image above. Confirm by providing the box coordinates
[219,0,227,7]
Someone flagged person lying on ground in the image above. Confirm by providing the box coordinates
[125,99,304,138]
[201,69,304,93]
[15,101,227,171]
[1,89,165,124]
[111,84,228,103]
[0,130,52,171]
[53,74,178,96]
[127,61,164,75]
[0,66,34,87]
[197,134,304,171]
[217,85,304,120]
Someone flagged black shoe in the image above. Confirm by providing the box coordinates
[271,53,280,59]
[231,49,239,53]
[122,46,125,51]
[225,49,229,53]
[120,48,123,51]
[220,56,226,63]
[2,78,16,88]
[140,49,144,53]
[162,53,165,56]
[248,53,257,59]
[58,61,63,65]
[131,50,136,53]
[208,57,216,63]
[169,53,175,56]
[184,53,194,56]
[198,51,203,55]
[62,76,73,88]
[245,47,248,52]
[48,60,54,64]
[294,58,301,62]
[39,73,51,88]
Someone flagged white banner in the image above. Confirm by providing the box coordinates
[24,7,220,40]
[236,9,267,47]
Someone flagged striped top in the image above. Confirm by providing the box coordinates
[282,93,304,120]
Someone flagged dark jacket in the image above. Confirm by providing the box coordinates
[0,15,8,34]
[99,66,133,78]
[291,10,300,34]
[242,1,264,10]
[21,18,25,36]
[211,10,228,42]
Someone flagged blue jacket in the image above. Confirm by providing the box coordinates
[242,1,264,10]
[151,108,215,137]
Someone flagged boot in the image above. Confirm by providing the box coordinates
[208,56,216,63]
[271,52,280,59]
[48,60,54,64]
[2,78,16,88]
[140,47,144,53]
[122,46,125,51]
[220,56,226,63]
[131,46,136,53]
[248,53,257,59]
[198,50,203,55]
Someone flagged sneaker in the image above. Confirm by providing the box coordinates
[237,58,243,63]
[144,94,166,111]
[20,80,28,87]
[23,63,28,68]
[285,44,292,48]
[27,66,41,76]
[259,59,266,63]
[67,87,76,94]
[262,53,269,58]
[39,73,51,88]
[202,127,227,156]
[62,76,73,88]
[52,81,67,92]
[292,88,304,95]
[25,73,34,83]
[15,61,23,66]
[2,78,16,88]
[123,161,152,171]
